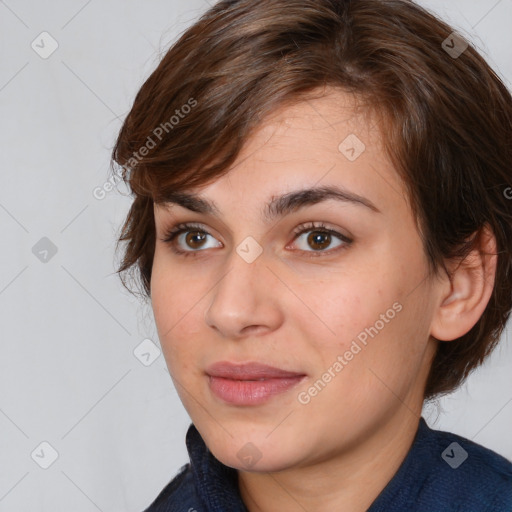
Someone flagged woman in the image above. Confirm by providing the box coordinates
[111,0,512,510]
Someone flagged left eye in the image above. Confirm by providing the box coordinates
[292,228,347,252]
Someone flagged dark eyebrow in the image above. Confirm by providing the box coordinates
[263,185,380,220]
[158,185,380,221]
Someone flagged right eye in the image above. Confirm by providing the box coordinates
[161,222,223,257]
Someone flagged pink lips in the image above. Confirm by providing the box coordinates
[206,362,306,406]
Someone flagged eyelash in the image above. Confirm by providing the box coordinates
[160,222,353,259]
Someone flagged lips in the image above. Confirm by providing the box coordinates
[206,361,305,380]
[206,361,306,406]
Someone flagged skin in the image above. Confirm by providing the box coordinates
[150,88,497,511]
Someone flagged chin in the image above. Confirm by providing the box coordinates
[216,446,298,473]
[202,426,304,472]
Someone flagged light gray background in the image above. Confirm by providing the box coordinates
[0,1,511,511]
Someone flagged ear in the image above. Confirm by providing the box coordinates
[430,224,497,342]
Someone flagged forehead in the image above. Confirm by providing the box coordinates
[155,88,410,227]
[198,90,402,208]
[249,89,382,156]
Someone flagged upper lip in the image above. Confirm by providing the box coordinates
[206,361,306,380]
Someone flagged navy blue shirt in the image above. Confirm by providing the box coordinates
[143,417,512,511]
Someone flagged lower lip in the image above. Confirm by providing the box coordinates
[208,375,305,406]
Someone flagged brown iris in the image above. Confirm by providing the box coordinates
[307,231,331,251]
[185,231,207,249]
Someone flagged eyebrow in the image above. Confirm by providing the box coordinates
[158,185,380,222]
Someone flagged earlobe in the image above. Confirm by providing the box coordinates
[430,225,497,342]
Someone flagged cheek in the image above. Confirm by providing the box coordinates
[302,270,397,352]
[299,257,431,391]
[150,256,205,370]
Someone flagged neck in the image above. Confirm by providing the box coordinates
[238,409,421,512]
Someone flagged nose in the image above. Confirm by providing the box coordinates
[203,247,284,339]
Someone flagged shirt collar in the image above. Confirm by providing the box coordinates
[186,423,248,511]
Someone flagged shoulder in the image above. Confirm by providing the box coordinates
[370,418,512,512]
[419,421,512,511]
[142,463,203,512]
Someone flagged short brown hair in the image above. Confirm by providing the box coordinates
[110,0,512,399]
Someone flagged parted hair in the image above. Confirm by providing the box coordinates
[111,0,512,398]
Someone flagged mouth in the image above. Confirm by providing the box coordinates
[205,361,307,406]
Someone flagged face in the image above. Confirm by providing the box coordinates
[151,89,440,472]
